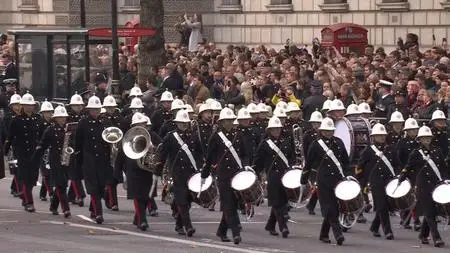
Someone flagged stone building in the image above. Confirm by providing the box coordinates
[1,0,449,52]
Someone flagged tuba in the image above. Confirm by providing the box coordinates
[102,127,124,167]
[122,126,160,172]
[292,124,305,167]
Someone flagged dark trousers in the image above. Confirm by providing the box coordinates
[10,175,20,193]
[90,194,103,217]
[265,206,288,232]
[21,183,34,205]
[50,186,70,212]
[175,204,193,230]
[39,176,53,198]
[217,208,240,237]
[67,180,86,201]
[133,198,148,225]
[420,216,442,242]
[320,208,342,240]
[307,190,318,211]
[147,197,158,211]
[104,183,118,208]
[370,209,393,235]
[401,209,421,226]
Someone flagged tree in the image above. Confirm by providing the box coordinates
[137,0,167,88]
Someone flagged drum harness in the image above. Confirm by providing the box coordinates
[370,145,396,177]
[317,139,345,178]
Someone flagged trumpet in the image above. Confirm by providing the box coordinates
[102,127,124,167]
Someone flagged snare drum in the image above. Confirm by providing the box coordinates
[385,178,415,211]
[187,173,218,208]
[432,181,450,217]
[334,179,364,214]
[281,168,302,203]
[334,117,371,163]
[231,170,263,204]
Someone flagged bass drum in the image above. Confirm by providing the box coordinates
[432,181,450,217]
[334,117,371,163]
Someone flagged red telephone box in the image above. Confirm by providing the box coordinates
[321,23,368,56]
[124,19,140,53]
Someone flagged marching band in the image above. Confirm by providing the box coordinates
[3,82,450,248]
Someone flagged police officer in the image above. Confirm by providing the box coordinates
[101,95,121,211]
[301,117,349,246]
[303,110,323,215]
[67,92,86,206]
[386,110,404,147]
[38,100,54,201]
[150,90,174,134]
[397,117,421,230]
[429,109,448,158]
[75,95,112,224]
[4,92,41,212]
[159,109,201,237]
[387,90,409,120]
[374,79,395,118]
[4,93,22,196]
[355,123,399,240]
[125,112,162,231]
[254,116,294,238]
[201,108,248,245]
[399,125,448,247]
[35,106,71,218]
[159,99,185,139]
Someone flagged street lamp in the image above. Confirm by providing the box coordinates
[111,0,121,104]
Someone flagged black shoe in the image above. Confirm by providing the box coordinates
[176,227,186,235]
[336,236,345,246]
[357,215,367,224]
[25,204,35,213]
[132,216,137,226]
[403,224,412,230]
[281,229,289,238]
[414,224,421,231]
[319,237,331,243]
[420,237,429,245]
[64,211,71,218]
[90,213,96,219]
[233,235,242,245]
[434,239,445,248]
[139,222,149,231]
[149,210,158,217]
[308,209,316,215]
[95,215,104,224]
[218,235,230,242]
[111,205,119,211]
[208,202,215,211]
[364,204,373,213]
[385,233,394,240]
[14,191,23,198]
[187,228,196,237]
[40,196,47,201]
[77,198,84,207]
[266,229,279,236]
[371,229,381,237]
[50,208,59,215]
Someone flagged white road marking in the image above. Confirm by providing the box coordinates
[50,221,270,253]
[108,221,266,225]
[0,208,22,212]
[0,220,18,223]
[77,214,96,223]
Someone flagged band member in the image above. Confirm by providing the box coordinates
[397,117,421,230]
[67,93,86,206]
[159,99,185,138]
[358,102,373,119]
[75,95,112,224]
[4,92,41,212]
[326,99,346,121]
[374,80,395,118]
[126,112,162,231]
[254,116,294,238]
[344,103,360,119]
[4,93,21,197]
[144,116,159,217]
[303,110,323,215]
[201,108,248,244]
[101,95,121,211]
[301,117,349,245]
[159,109,202,237]
[387,90,409,120]
[209,100,222,129]
[120,87,144,116]
[386,110,404,147]
[355,123,399,240]
[236,107,259,166]
[34,106,71,218]
[255,103,269,133]
[38,100,54,201]
[150,90,174,134]
[429,109,448,158]
[286,102,305,166]
[321,99,331,116]
[399,126,448,247]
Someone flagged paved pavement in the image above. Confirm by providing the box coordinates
[0,174,448,253]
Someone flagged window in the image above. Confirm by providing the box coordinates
[121,0,140,13]
[441,0,450,10]
[377,0,410,12]
[319,0,349,12]
[18,0,39,12]
[266,0,293,13]
[218,0,242,13]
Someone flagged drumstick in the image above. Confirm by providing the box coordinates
[392,184,400,195]
[196,182,203,198]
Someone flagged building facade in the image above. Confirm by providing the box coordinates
[0,0,449,52]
